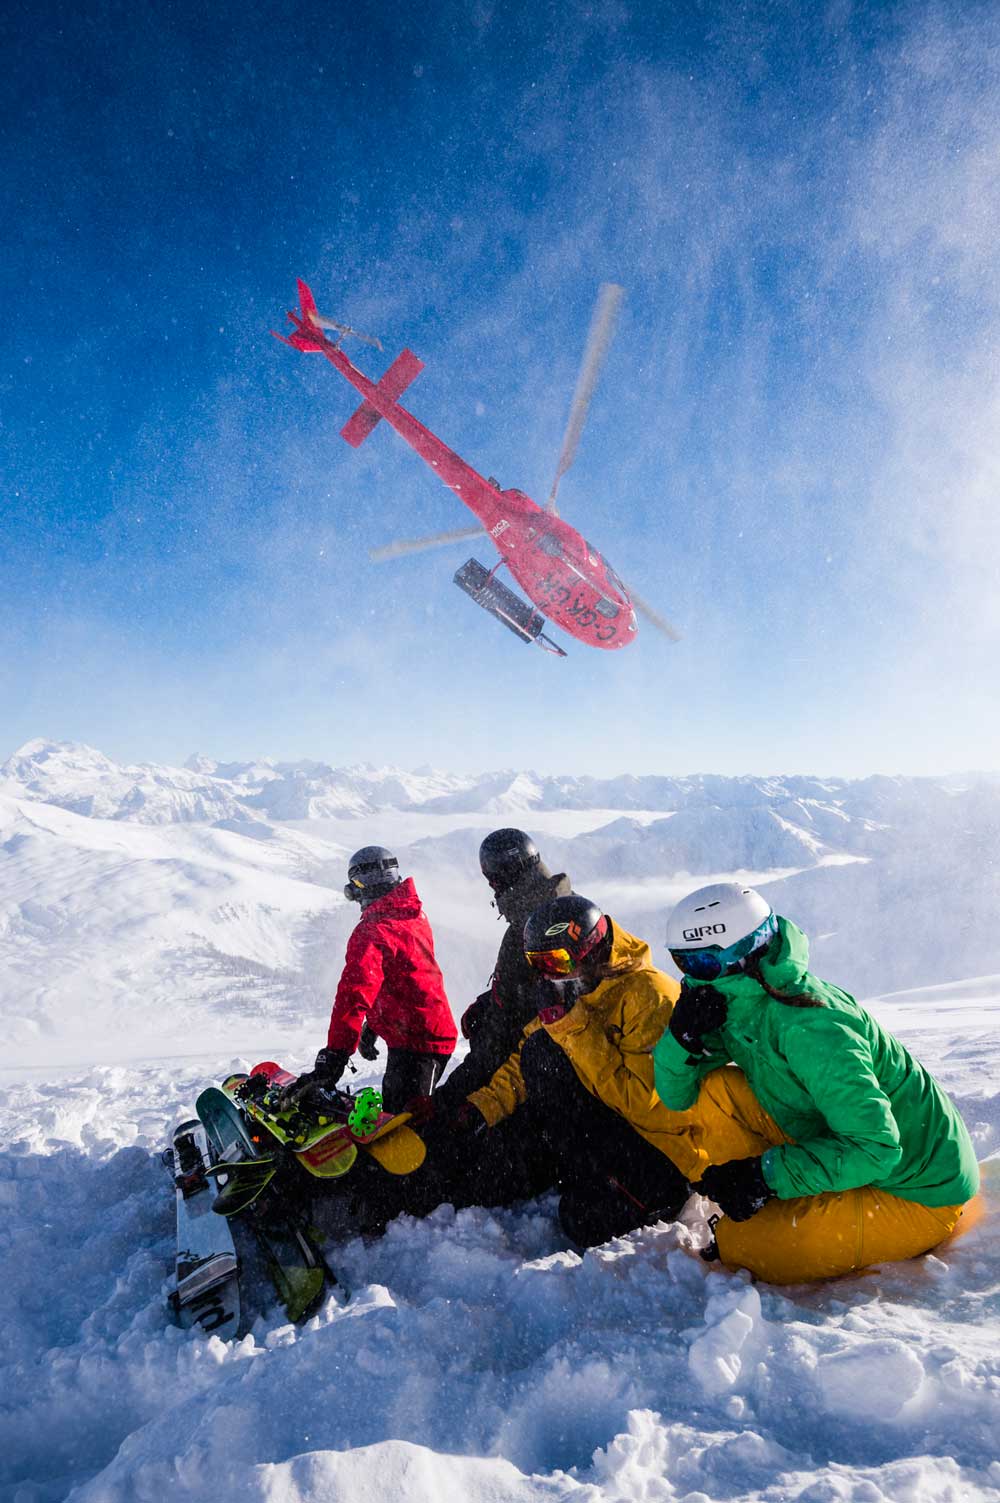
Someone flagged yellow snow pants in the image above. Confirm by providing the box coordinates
[681,1066,972,1284]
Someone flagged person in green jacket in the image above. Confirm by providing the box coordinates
[652,883,980,1283]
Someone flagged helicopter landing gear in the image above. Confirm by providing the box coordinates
[454,558,568,657]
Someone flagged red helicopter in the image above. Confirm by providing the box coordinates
[274,280,680,655]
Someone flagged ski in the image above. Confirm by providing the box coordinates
[167,1118,241,1340]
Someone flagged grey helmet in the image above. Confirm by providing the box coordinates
[344,846,402,904]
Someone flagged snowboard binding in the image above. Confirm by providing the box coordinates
[347,1087,384,1139]
[232,1071,382,1145]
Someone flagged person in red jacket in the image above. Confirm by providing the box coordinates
[289,846,457,1113]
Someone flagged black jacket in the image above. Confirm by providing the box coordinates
[437,865,573,1106]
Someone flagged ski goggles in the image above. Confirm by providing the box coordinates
[525,914,609,976]
[670,912,778,981]
[525,946,578,976]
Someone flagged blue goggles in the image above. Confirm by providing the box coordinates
[669,913,778,981]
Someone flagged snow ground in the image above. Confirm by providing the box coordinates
[3,746,1000,1501]
[2,1023,998,1503]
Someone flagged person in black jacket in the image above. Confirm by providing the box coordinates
[417,830,573,1208]
[435,828,573,1107]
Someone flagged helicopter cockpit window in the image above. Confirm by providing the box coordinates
[586,544,627,599]
[537,533,564,559]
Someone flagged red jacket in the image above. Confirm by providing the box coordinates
[327,878,457,1056]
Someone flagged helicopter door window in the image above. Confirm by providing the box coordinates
[537,533,564,558]
[595,598,620,619]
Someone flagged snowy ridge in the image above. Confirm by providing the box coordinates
[1,742,484,825]
[1,739,254,827]
[6,738,986,829]
[0,791,354,1066]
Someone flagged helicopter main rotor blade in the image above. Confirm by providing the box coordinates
[626,584,683,643]
[369,526,485,562]
[547,282,625,515]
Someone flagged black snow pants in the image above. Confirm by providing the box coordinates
[518,1029,689,1247]
[380,1048,450,1114]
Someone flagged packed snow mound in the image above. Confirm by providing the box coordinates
[1,1044,998,1503]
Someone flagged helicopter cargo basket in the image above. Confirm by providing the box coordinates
[454,559,567,657]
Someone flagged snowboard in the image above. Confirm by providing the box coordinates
[196,1082,265,1162]
[167,1118,241,1339]
[222,1067,359,1179]
[195,1085,336,1321]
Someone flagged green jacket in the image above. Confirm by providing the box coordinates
[652,918,979,1207]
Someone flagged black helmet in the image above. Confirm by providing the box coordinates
[344,846,401,903]
[479,828,540,891]
[523,894,609,976]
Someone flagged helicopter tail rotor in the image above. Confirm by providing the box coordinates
[311,315,384,352]
[272,278,385,358]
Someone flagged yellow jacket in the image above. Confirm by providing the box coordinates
[469,921,695,1167]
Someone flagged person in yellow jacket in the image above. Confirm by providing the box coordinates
[464,894,690,1246]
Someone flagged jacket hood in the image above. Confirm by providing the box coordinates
[605,918,657,975]
[495,863,568,922]
[553,919,656,1012]
[361,875,422,922]
[542,920,662,1040]
[758,916,811,991]
[686,916,815,1002]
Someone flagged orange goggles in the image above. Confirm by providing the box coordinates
[525,946,577,977]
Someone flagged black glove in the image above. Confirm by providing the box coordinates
[668,981,729,1056]
[698,1157,773,1222]
[313,1046,351,1083]
[454,1101,490,1141]
[403,1094,436,1126]
[358,1022,380,1061]
[277,1046,351,1108]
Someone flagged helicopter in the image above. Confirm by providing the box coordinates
[274,280,680,655]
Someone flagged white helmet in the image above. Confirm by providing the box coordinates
[666,883,777,981]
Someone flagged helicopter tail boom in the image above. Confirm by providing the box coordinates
[340,347,425,448]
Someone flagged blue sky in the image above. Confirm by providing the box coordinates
[3,0,999,777]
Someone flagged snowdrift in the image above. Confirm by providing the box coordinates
[2,1051,998,1502]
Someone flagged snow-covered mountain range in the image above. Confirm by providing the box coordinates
[3,738,999,1069]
